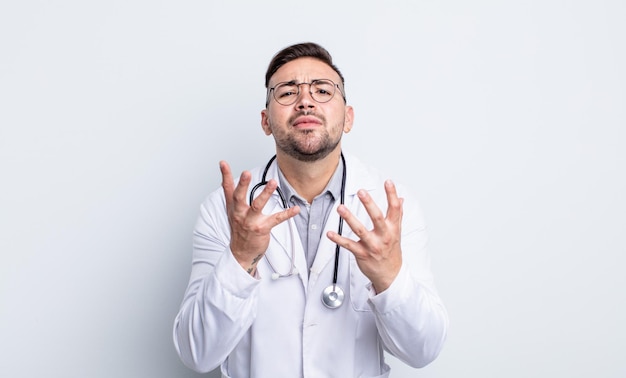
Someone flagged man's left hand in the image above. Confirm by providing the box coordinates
[327,180,403,293]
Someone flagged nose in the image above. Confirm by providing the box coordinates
[295,83,315,109]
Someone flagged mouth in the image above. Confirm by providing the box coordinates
[293,115,322,128]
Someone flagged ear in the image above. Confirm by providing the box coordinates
[261,109,272,135]
[343,105,354,133]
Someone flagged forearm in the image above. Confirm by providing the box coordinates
[173,250,260,373]
[368,196,448,368]
[369,263,448,368]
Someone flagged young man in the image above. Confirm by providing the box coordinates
[174,42,448,377]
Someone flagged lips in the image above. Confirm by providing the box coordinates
[293,115,322,127]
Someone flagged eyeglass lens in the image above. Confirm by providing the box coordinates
[273,80,336,105]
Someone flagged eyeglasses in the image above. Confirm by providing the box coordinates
[267,79,345,106]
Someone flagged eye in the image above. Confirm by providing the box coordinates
[312,81,334,98]
[274,84,298,99]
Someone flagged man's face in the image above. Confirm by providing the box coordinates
[261,57,354,162]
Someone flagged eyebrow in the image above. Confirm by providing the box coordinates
[274,79,330,87]
[275,80,298,87]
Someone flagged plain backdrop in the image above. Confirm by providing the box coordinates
[1,1,625,377]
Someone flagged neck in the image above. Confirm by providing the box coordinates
[276,149,342,204]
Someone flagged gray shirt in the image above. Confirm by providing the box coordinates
[277,160,344,273]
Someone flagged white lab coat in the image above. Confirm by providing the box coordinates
[173,153,448,378]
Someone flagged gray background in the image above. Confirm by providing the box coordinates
[1,1,624,377]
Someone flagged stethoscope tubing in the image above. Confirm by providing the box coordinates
[249,153,347,308]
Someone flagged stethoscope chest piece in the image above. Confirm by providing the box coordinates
[322,284,344,309]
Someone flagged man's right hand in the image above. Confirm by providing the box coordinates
[220,161,300,275]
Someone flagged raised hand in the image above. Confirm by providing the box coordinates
[327,180,403,293]
[220,161,300,275]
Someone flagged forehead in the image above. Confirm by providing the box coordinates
[269,57,341,86]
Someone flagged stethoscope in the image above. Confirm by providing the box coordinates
[249,153,347,309]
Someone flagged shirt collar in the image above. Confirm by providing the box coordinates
[277,158,344,205]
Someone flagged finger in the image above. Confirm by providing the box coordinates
[220,161,233,189]
[232,170,252,209]
[327,230,365,257]
[249,179,278,213]
[268,205,301,227]
[384,180,403,223]
[337,204,372,243]
[220,161,235,207]
[356,189,387,232]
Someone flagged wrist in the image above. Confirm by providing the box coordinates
[371,266,401,294]
[232,248,264,276]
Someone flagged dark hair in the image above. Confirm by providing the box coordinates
[264,42,345,89]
